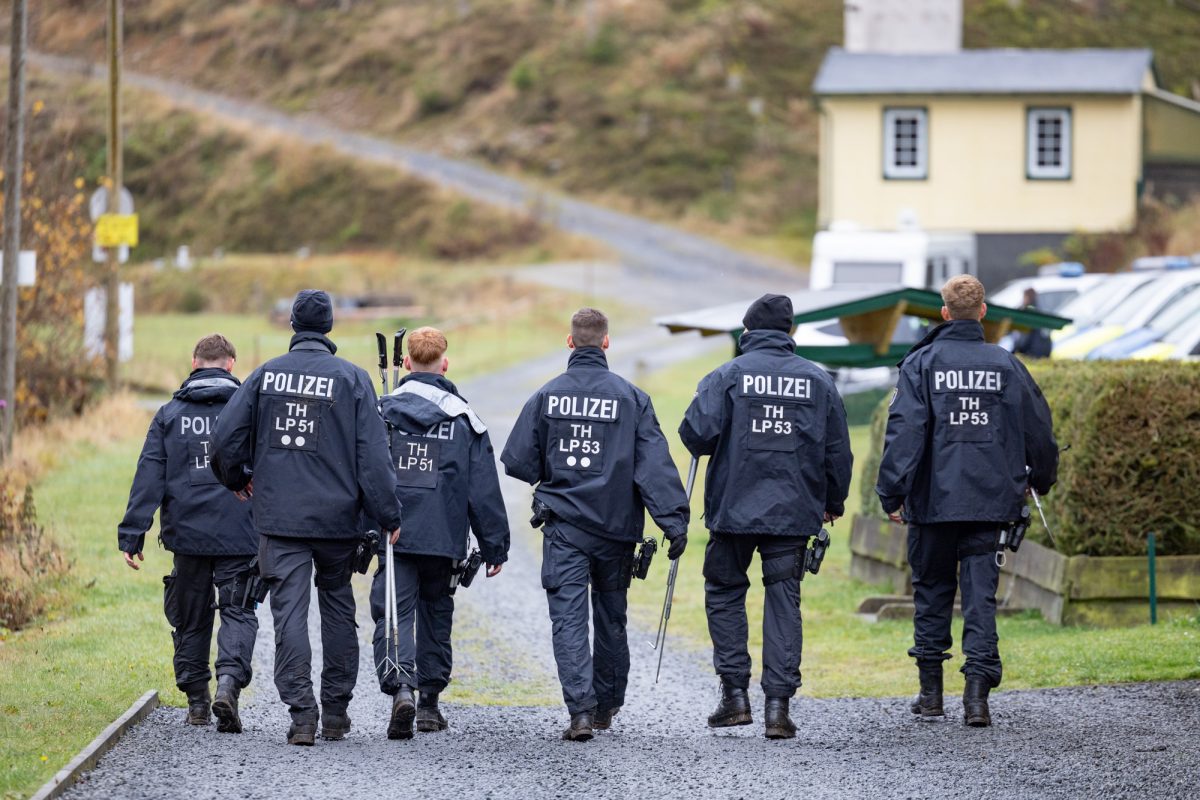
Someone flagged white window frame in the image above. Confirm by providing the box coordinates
[883,107,928,180]
[1027,107,1072,180]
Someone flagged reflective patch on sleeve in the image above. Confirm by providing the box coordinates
[889,387,898,407]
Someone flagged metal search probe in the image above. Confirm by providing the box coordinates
[1029,485,1058,550]
[375,332,390,396]
[392,328,406,391]
[1025,465,1058,550]
[650,455,698,684]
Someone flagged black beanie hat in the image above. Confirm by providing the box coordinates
[291,289,334,334]
[742,294,793,332]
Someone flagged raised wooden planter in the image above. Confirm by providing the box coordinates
[849,514,1200,626]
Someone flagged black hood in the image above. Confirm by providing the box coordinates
[173,368,240,404]
[737,328,795,354]
[381,373,463,431]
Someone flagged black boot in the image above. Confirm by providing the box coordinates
[593,706,620,731]
[416,690,447,733]
[562,711,594,742]
[707,682,753,728]
[212,675,243,734]
[764,697,796,740]
[321,709,352,741]
[288,716,317,746]
[387,685,416,740]
[909,666,944,718]
[184,686,211,727]
[963,676,992,727]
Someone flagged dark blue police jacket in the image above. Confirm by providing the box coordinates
[500,346,689,543]
[211,332,402,539]
[377,372,510,564]
[678,329,853,537]
[118,368,257,557]
[876,319,1059,525]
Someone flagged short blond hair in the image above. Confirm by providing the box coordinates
[408,327,447,370]
[941,275,985,320]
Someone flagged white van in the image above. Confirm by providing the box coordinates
[810,228,976,291]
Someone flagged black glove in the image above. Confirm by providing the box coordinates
[667,533,687,561]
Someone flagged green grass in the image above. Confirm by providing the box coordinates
[628,354,1200,698]
[0,435,176,797]
[122,254,626,393]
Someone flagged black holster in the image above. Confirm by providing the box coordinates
[353,530,380,574]
[530,497,554,529]
[215,557,269,610]
[451,548,483,591]
[632,537,657,580]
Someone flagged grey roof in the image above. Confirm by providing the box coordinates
[813,48,1154,96]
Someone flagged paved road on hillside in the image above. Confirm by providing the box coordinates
[23,49,799,312]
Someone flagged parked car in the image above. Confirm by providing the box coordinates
[1130,307,1200,360]
[1087,283,1200,359]
[1053,269,1200,359]
[988,268,1105,315]
[1052,270,1161,340]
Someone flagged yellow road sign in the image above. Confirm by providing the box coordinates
[95,213,139,248]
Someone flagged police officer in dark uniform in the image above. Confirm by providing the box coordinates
[876,275,1057,727]
[369,327,510,740]
[501,308,690,742]
[212,290,402,746]
[679,294,853,740]
[118,334,258,733]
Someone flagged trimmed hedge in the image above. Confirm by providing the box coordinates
[857,361,1200,557]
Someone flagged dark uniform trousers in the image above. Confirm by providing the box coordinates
[258,535,359,721]
[907,523,1003,688]
[704,533,807,698]
[163,553,259,693]
[369,554,455,696]
[541,522,634,717]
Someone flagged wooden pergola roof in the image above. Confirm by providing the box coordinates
[656,287,1072,368]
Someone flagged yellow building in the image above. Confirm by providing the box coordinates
[812,48,1200,287]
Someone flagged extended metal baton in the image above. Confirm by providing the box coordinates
[650,455,698,684]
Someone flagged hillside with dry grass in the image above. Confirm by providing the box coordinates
[13,0,1200,261]
[13,68,579,261]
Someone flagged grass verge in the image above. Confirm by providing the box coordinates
[628,353,1200,698]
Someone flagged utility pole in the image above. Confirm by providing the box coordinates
[104,0,123,388]
[0,0,28,463]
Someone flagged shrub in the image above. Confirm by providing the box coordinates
[510,58,537,92]
[0,481,69,631]
[586,22,620,65]
[855,360,1200,557]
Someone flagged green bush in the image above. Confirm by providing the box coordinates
[855,361,1200,557]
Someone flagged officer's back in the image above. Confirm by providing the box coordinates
[213,297,399,538]
[878,308,1058,525]
[502,328,687,541]
[680,299,852,536]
